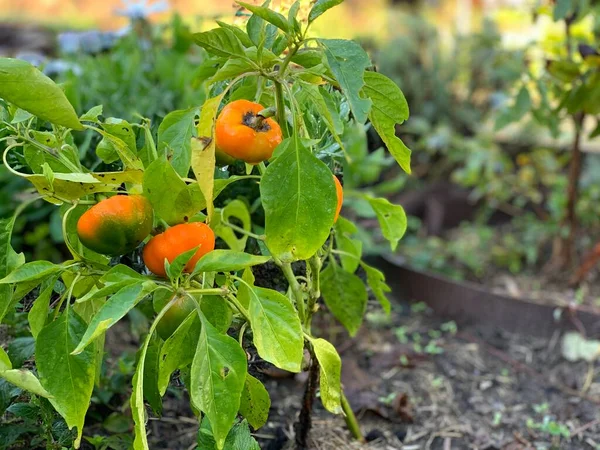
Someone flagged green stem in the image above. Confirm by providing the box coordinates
[341,391,364,443]
[279,43,299,75]
[306,255,322,327]
[331,249,361,261]
[53,273,80,319]
[238,322,248,347]
[220,216,264,240]
[226,293,251,321]
[281,263,305,324]
[62,203,84,261]
[185,288,228,296]
[274,81,288,137]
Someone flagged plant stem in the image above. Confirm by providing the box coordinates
[281,263,305,324]
[306,255,322,327]
[562,113,585,265]
[294,350,319,450]
[185,288,228,296]
[274,81,288,137]
[220,217,264,240]
[226,292,251,321]
[341,390,364,443]
[272,43,299,138]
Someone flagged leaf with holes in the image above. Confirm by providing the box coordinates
[190,314,247,449]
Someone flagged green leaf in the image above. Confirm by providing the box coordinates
[309,337,342,414]
[335,217,362,273]
[72,281,157,355]
[201,295,233,334]
[547,60,581,83]
[80,105,102,122]
[239,374,270,429]
[0,58,82,130]
[321,262,367,336]
[157,312,200,395]
[361,262,391,315]
[93,129,144,171]
[362,71,411,173]
[156,295,231,395]
[318,39,372,124]
[292,49,325,68]
[143,158,204,226]
[143,335,163,416]
[367,197,407,251]
[166,247,198,283]
[209,58,256,84]
[20,170,144,205]
[28,275,59,339]
[193,28,246,58]
[193,250,271,274]
[242,285,304,372]
[0,347,10,370]
[213,200,252,252]
[0,261,61,285]
[77,264,144,303]
[190,314,248,449]
[72,297,105,386]
[198,418,260,450]
[298,83,344,151]
[102,118,137,156]
[1,368,52,399]
[215,21,254,47]
[261,139,337,262]
[36,310,97,447]
[238,2,291,33]
[157,107,198,177]
[131,327,152,450]
[0,215,25,323]
[309,0,344,23]
[553,0,572,20]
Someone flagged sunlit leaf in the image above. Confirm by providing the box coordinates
[362,71,411,173]
[0,58,82,130]
[261,139,336,262]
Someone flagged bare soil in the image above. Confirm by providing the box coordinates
[129,299,600,450]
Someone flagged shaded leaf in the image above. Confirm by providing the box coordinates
[321,262,367,336]
[239,374,270,429]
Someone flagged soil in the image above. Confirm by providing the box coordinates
[116,296,600,450]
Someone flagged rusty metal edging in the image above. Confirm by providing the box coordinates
[371,255,600,339]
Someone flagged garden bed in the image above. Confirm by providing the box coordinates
[95,296,600,450]
[376,255,600,339]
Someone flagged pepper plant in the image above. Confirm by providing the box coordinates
[0,1,411,448]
